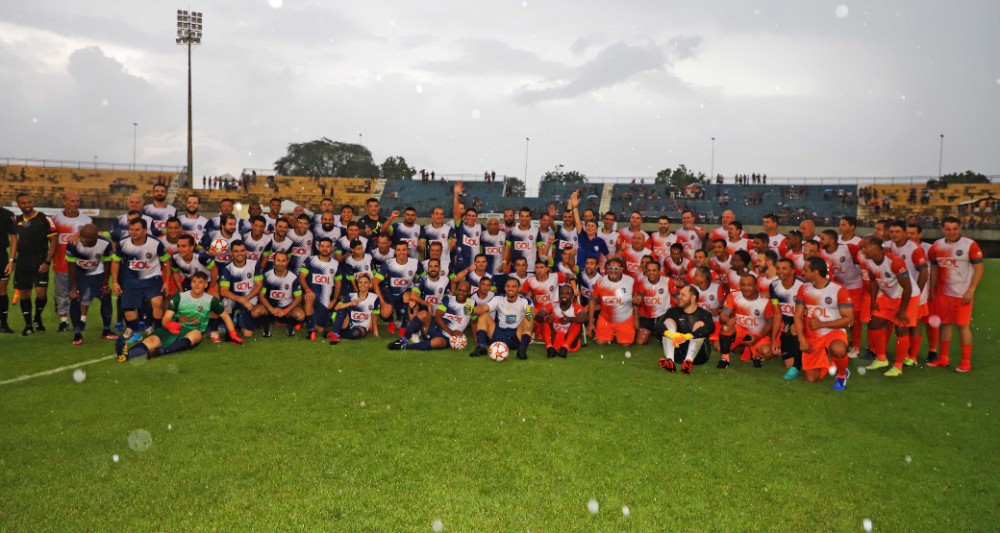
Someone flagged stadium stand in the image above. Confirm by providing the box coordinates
[0,164,178,211]
[379,179,510,215]
[857,182,1000,229]
[174,175,375,212]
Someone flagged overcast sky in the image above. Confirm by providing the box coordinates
[1,0,998,194]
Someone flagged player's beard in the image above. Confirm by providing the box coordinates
[187,208,199,215]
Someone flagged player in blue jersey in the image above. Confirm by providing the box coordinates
[142,182,177,234]
[481,217,509,289]
[327,273,380,344]
[374,241,420,336]
[311,211,342,253]
[392,207,422,259]
[388,279,474,351]
[205,198,250,235]
[335,222,369,259]
[110,218,171,342]
[200,213,240,268]
[255,251,306,337]
[408,258,451,317]
[468,277,535,360]
[299,237,342,341]
[369,233,395,272]
[242,215,273,271]
[338,237,375,291]
[452,184,483,272]
[66,224,115,344]
[178,194,209,242]
[218,240,264,338]
[418,207,456,262]
[507,207,543,275]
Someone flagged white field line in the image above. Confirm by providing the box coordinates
[0,354,115,386]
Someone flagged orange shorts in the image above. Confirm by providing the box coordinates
[917,301,929,319]
[734,325,771,357]
[553,324,583,352]
[849,288,870,324]
[595,315,636,344]
[872,294,918,326]
[803,330,848,372]
[708,318,720,342]
[933,294,973,326]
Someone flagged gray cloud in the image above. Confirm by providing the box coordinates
[514,41,668,105]
[418,38,565,76]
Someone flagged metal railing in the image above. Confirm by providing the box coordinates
[1,156,185,173]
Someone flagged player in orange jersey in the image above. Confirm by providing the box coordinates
[927,217,984,372]
[887,220,928,366]
[795,257,854,389]
[537,284,589,358]
[719,272,775,368]
[861,237,914,377]
[633,261,675,345]
[588,258,637,346]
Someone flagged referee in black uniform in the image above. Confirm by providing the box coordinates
[0,201,18,333]
[13,193,57,336]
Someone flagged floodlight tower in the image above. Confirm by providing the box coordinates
[176,9,203,183]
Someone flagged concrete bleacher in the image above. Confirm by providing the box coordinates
[857,183,1000,228]
[380,179,509,216]
[609,183,858,226]
[0,164,179,211]
[175,175,375,212]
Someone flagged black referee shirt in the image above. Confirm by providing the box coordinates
[15,211,56,259]
[0,207,15,251]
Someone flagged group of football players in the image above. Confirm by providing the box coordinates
[0,182,983,390]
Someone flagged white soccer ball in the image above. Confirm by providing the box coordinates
[488,341,509,361]
[449,335,468,350]
[208,237,228,255]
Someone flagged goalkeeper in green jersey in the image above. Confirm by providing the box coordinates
[117,271,242,361]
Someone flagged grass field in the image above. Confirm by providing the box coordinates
[2,263,998,531]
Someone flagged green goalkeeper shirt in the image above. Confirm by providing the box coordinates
[168,291,225,336]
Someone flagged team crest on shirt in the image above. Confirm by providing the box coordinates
[754,309,761,316]
[620,287,627,294]
[885,271,892,277]
[825,296,833,304]
[839,257,846,262]
[145,252,153,259]
[407,270,413,276]
[709,295,716,301]
[246,273,252,279]
[284,284,289,289]
[197,306,204,312]
[658,288,665,294]
[956,250,964,256]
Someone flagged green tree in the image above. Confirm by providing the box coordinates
[654,164,707,187]
[504,177,526,198]
[273,138,379,178]
[541,164,587,184]
[939,170,990,184]
[379,156,416,180]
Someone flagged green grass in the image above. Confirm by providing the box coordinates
[2,263,999,531]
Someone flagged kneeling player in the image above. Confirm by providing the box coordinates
[659,285,716,374]
[537,284,588,358]
[116,271,242,361]
[388,280,473,350]
[468,277,534,359]
[256,251,306,337]
[328,273,380,343]
[719,273,775,368]
[795,257,854,390]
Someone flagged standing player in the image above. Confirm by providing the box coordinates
[311,211,343,254]
[171,235,217,291]
[158,217,184,256]
[264,198,284,234]
[117,271,241,361]
[142,182,176,233]
[13,193,57,335]
[218,240,264,339]
[200,213,240,268]
[820,229,865,358]
[421,241,453,281]
[109,195,155,244]
[358,197,397,237]
[761,213,787,255]
[392,207,422,259]
[508,207,541,275]
[299,237,341,341]
[771,257,804,380]
[659,285,716,374]
[588,258,637,347]
[65,224,114,344]
[577,256,603,305]
[110,218,171,343]
[621,232,653,279]
[0,199,17,333]
[676,209,705,260]
[908,223,939,362]
[257,251,305,337]
[795,257,854,389]
[452,202,484,275]
[287,214,315,273]
[469,278,535,360]
[205,198,250,235]
[646,216,683,268]
[710,239,734,279]
[480,217,509,289]
[537,284,588,358]
[178,194,209,242]
[617,211,647,252]
[927,217,983,372]
[719,273,775,368]
[633,261,674,346]
[726,221,751,255]
[243,215,273,270]
[887,220,928,366]
[52,191,92,332]
[861,237,914,376]
[597,212,619,271]
[419,207,456,264]
[708,210,737,244]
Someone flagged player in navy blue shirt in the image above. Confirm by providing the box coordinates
[110,217,170,343]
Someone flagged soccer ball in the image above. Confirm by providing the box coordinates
[488,341,509,361]
[449,335,468,350]
[208,237,228,255]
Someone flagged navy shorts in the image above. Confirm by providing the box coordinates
[380,292,405,319]
[75,273,105,305]
[312,304,333,328]
[121,281,162,310]
[491,326,519,349]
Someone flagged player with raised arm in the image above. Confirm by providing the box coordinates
[795,257,854,389]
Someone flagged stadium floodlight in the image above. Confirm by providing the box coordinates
[176,9,203,183]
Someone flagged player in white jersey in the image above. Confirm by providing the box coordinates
[820,229,865,357]
[907,223,939,362]
[588,257,636,346]
[421,241,453,283]
[887,220,928,366]
[469,277,536,360]
[218,240,264,338]
[392,207,422,259]
[577,257,603,305]
[708,210,738,244]
[617,211,647,252]
[725,221,752,256]
[158,217,183,256]
[51,192,93,332]
[200,213,241,269]
[795,257,853,390]
[645,216,684,266]
[65,224,114,343]
[861,237,914,376]
[719,272,775,368]
[927,217,983,372]
[770,257,805,380]
[287,214,315,272]
[761,213,787,256]
[205,198,250,236]
[110,217,170,342]
[242,216,273,270]
[256,251,306,337]
[142,182,177,233]
[418,207,456,262]
[327,273,380,343]
[178,194,209,242]
[480,218,509,286]
[508,208,542,274]
[311,211,343,252]
[690,265,727,353]
[676,209,705,260]
[597,212,619,271]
